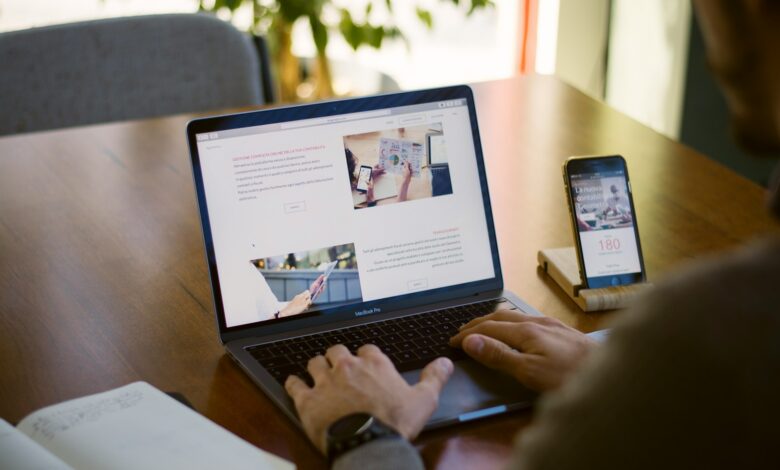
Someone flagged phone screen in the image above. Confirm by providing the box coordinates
[356,165,372,193]
[428,134,447,165]
[566,156,645,288]
[311,260,338,302]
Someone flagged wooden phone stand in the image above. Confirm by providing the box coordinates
[537,247,652,312]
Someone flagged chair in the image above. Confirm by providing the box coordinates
[0,14,273,136]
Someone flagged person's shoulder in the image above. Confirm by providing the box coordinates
[612,236,780,352]
[510,237,780,470]
[653,236,780,308]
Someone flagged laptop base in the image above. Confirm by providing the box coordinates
[227,289,540,434]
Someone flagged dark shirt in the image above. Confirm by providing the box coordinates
[336,164,780,470]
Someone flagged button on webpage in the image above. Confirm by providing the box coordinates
[399,114,426,125]
[408,279,428,291]
[284,201,306,213]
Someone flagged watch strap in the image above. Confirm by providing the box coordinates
[327,414,400,463]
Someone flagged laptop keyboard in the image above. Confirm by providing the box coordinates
[246,298,520,387]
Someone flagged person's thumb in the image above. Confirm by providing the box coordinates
[415,357,454,401]
[462,334,526,376]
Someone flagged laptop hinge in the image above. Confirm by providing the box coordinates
[220,288,507,346]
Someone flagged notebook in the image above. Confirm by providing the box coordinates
[0,382,292,470]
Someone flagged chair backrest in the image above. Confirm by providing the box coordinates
[0,14,267,136]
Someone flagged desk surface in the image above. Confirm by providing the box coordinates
[1,74,777,468]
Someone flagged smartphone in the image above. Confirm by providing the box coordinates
[426,133,447,167]
[356,165,372,193]
[563,155,646,288]
[310,260,338,302]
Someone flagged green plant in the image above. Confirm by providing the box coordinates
[197,0,493,101]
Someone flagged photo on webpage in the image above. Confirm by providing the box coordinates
[343,123,453,210]
[248,243,362,321]
[572,176,633,232]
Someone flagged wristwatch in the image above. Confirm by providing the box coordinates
[325,413,400,462]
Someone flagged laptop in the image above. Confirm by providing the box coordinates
[186,85,540,431]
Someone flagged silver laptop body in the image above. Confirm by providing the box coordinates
[187,85,540,432]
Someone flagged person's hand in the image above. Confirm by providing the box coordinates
[576,215,592,231]
[309,274,326,299]
[366,178,375,203]
[401,161,412,183]
[279,290,312,317]
[396,161,412,202]
[285,344,453,454]
[372,164,385,177]
[450,310,596,392]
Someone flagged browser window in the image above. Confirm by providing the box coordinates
[196,100,496,328]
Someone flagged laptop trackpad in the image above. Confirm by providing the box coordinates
[402,359,537,427]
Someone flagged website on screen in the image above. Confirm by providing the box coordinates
[570,169,641,279]
[197,101,495,327]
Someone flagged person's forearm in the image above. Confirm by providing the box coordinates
[398,181,411,202]
[333,437,423,470]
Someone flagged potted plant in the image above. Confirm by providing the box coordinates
[197,0,493,102]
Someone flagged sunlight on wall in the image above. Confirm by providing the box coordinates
[289,0,520,90]
[606,0,691,138]
[535,0,559,75]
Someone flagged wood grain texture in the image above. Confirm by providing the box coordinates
[1,75,777,469]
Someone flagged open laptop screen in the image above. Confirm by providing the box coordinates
[189,86,502,334]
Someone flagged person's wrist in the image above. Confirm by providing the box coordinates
[325,413,401,463]
[580,335,598,354]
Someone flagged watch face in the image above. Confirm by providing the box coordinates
[329,413,374,439]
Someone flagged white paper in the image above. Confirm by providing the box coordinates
[17,382,294,470]
[351,173,399,205]
[378,137,423,176]
[0,419,73,469]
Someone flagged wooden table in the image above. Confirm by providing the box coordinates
[1,75,777,469]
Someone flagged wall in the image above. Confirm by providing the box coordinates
[553,0,610,100]
[605,0,691,139]
[292,0,522,91]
